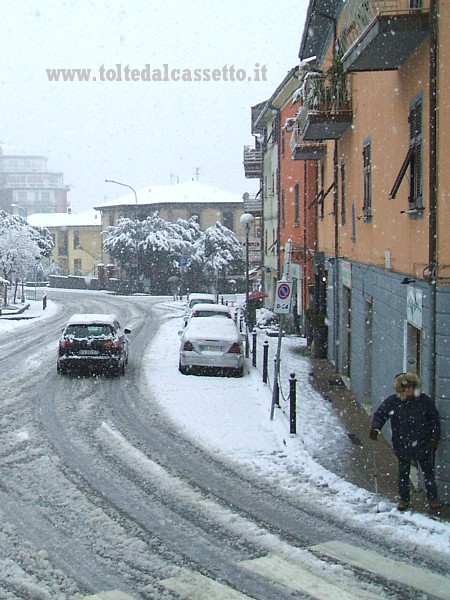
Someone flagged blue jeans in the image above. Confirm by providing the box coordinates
[397,451,437,502]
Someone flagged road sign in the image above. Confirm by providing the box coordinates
[274,280,292,314]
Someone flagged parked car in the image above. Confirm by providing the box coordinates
[187,303,234,323]
[183,293,216,325]
[179,315,244,377]
[57,313,131,376]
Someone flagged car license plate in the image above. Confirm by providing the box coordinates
[79,349,100,356]
[200,345,222,352]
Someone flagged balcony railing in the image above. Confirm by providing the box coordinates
[243,193,262,216]
[243,145,263,179]
[290,125,327,161]
[297,69,353,140]
[340,0,430,72]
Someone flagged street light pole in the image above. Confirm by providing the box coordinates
[105,179,139,291]
[240,213,255,358]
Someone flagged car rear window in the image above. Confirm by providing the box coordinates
[192,310,231,318]
[65,324,114,337]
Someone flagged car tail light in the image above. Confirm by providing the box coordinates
[183,340,195,351]
[227,342,241,354]
[60,338,74,349]
[103,339,122,349]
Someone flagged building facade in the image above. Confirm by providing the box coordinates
[297,0,449,499]
[28,210,102,277]
[95,181,248,279]
[0,145,70,216]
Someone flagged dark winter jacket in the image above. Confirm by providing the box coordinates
[372,373,440,458]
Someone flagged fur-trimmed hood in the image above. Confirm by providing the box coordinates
[394,372,421,400]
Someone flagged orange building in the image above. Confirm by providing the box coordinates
[297,0,450,499]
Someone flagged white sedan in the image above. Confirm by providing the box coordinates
[179,315,244,377]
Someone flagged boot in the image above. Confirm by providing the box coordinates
[397,500,409,511]
[429,500,441,510]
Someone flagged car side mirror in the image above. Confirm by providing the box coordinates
[124,328,131,334]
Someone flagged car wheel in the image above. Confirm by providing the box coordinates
[179,361,187,375]
[57,363,66,375]
[234,366,244,378]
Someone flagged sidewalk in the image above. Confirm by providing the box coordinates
[285,341,450,521]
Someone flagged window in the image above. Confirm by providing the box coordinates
[409,96,423,210]
[223,211,234,230]
[73,230,81,249]
[281,189,285,227]
[389,95,424,212]
[362,139,372,219]
[74,258,82,275]
[351,204,356,243]
[58,231,68,256]
[281,130,285,157]
[340,160,346,226]
[294,183,300,225]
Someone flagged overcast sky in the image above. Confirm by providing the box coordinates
[1,1,308,213]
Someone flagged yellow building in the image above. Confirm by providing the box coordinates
[28,209,102,276]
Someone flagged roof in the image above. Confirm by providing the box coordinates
[254,66,301,128]
[95,180,243,210]
[298,0,341,63]
[0,143,46,158]
[67,313,118,325]
[27,209,101,228]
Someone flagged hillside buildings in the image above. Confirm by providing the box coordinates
[0,144,70,216]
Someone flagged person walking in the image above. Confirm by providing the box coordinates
[369,372,441,511]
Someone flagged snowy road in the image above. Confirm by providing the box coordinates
[1,290,449,599]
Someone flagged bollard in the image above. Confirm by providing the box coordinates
[262,340,269,383]
[252,329,257,367]
[42,293,47,310]
[273,358,280,406]
[289,372,297,434]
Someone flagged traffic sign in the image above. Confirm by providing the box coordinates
[274,280,292,314]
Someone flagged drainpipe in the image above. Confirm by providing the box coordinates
[275,108,282,281]
[333,139,339,372]
[428,0,438,399]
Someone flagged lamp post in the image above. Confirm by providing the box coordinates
[105,179,139,291]
[240,212,255,357]
[11,204,28,220]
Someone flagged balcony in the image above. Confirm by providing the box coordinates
[290,125,327,161]
[243,192,262,216]
[243,145,262,179]
[298,69,353,141]
[340,0,430,72]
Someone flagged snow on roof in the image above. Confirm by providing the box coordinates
[27,209,101,228]
[0,143,45,157]
[67,313,118,325]
[97,180,244,209]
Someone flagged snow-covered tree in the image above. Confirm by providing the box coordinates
[0,211,53,303]
[103,214,244,294]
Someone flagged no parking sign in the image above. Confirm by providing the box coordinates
[274,280,292,314]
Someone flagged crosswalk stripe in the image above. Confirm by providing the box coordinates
[311,541,450,600]
[160,570,251,599]
[240,555,380,599]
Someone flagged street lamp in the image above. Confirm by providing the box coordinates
[105,179,140,291]
[11,204,28,220]
[240,212,255,356]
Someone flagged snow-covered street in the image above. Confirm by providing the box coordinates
[0,291,449,599]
